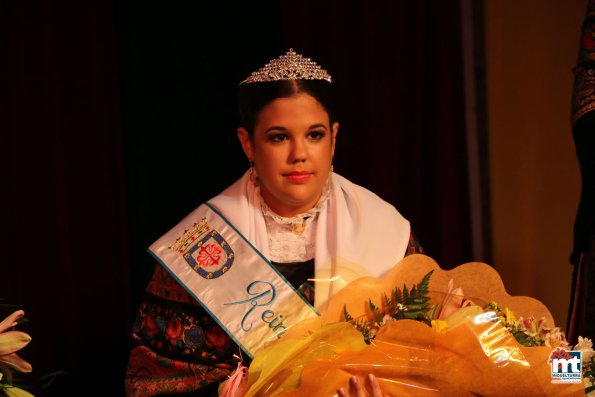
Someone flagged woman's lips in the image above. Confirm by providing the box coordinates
[285,172,311,183]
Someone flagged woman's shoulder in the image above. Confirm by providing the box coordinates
[405,232,425,256]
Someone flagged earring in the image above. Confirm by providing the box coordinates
[249,161,257,182]
[331,163,334,173]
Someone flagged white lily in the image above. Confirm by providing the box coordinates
[0,310,32,373]
[574,336,594,363]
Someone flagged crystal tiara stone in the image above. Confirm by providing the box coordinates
[240,49,332,85]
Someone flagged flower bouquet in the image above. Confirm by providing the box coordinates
[0,308,33,397]
[221,254,593,396]
[0,304,61,397]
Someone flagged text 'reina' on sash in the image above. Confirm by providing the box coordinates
[147,203,318,358]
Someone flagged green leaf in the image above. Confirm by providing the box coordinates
[343,271,435,343]
[342,305,354,323]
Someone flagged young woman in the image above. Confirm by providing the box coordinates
[125,49,424,397]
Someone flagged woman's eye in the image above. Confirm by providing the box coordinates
[268,133,288,142]
[308,130,326,140]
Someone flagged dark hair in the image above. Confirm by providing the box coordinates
[238,79,335,135]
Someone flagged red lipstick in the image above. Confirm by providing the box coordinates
[286,171,311,183]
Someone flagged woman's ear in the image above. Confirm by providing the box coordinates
[237,127,254,161]
[331,122,339,157]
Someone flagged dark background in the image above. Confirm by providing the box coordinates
[2,1,482,395]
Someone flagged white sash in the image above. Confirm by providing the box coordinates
[148,203,318,358]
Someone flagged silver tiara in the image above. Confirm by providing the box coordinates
[240,49,332,85]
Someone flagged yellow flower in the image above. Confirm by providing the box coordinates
[504,307,517,326]
[3,386,35,397]
[431,319,448,333]
[0,310,32,373]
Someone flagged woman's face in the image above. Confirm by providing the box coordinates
[238,93,338,217]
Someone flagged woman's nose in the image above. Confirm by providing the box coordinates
[290,138,307,163]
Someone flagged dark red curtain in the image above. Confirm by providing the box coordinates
[2,1,131,396]
[3,1,475,395]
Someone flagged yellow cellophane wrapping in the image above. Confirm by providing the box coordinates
[238,254,585,396]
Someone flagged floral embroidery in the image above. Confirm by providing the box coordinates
[126,264,238,396]
[125,346,232,397]
[131,295,235,365]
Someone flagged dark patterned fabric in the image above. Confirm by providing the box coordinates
[125,265,237,397]
[571,0,595,125]
[570,0,595,264]
[567,0,595,346]
[125,232,424,396]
